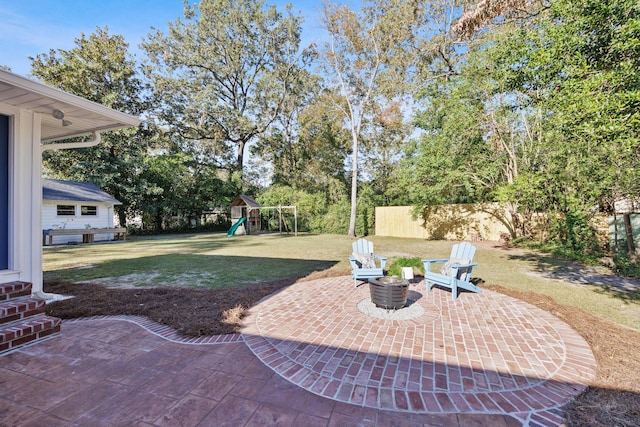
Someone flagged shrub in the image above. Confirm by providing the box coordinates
[548,210,603,262]
[387,257,424,278]
[612,253,640,278]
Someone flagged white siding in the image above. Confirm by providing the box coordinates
[0,70,139,297]
[42,202,115,245]
[0,104,41,288]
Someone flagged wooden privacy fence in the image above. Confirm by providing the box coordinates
[609,214,640,254]
[375,204,617,249]
[375,204,512,241]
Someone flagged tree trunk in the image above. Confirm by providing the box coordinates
[612,211,619,252]
[155,212,163,231]
[347,134,358,237]
[116,206,127,228]
[348,167,358,237]
[623,213,636,258]
[237,140,246,174]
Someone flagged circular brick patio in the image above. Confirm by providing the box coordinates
[241,276,596,425]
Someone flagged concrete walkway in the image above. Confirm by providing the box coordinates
[0,276,596,426]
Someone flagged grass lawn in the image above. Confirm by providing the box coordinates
[43,232,640,426]
[43,233,341,288]
[44,232,640,330]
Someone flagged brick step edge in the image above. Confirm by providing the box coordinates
[0,315,61,354]
[0,298,47,325]
[0,282,32,301]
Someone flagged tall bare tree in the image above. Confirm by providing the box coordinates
[319,0,428,237]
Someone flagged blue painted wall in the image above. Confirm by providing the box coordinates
[0,115,8,269]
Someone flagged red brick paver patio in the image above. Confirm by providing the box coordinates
[243,276,596,425]
[0,276,596,426]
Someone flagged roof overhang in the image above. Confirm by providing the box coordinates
[0,69,141,141]
[230,195,261,208]
[43,199,122,206]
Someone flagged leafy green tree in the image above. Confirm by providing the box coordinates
[488,0,638,250]
[543,0,638,254]
[254,90,350,193]
[421,0,639,255]
[141,0,309,179]
[407,62,505,203]
[249,68,350,194]
[405,10,569,239]
[139,152,191,230]
[30,27,149,227]
[361,102,411,206]
[255,92,354,235]
[138,146,228,231]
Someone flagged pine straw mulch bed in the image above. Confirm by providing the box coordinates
[45,273,639,427]
[45,277,297,336]
[484,284,640,427]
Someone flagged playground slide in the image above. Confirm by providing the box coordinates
[227,217,246,237]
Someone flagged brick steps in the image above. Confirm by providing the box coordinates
[0,282,61,355]
[0,297,46,325]
[0,281,31,301]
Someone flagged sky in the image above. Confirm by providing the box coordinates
[0,0,328,77]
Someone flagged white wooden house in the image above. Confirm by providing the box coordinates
[0,68,139,299]
[42,179,121,245]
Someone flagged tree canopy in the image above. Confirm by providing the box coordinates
[141,0,309,180]
[30,27,150,227]
[27,0,640,258]
[406,0,639,254]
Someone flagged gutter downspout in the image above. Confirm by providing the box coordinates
[41,131,101,152]
[34,131,103,301]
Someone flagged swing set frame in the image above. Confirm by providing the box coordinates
[247,205,297,236]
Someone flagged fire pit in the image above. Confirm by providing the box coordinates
[368,276,409,309]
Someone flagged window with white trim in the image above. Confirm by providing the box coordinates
[57,205,76,216]
[81,205,97,216]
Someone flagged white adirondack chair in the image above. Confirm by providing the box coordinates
[349,238,387,287]
[422,242,481,300]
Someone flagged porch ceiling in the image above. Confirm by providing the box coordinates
[0,69,140,141]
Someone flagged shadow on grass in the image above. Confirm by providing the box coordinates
[506,251,640,303]
[44,254,338,289]
[44,252,338,337]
